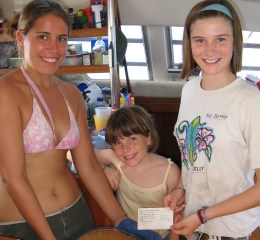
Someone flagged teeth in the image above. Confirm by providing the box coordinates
[204,59,218,63]
[42,57,57,63]
[125,154,135,159]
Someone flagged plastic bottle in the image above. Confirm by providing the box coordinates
[91,2,103,28]
[83,7,93,28]
[101,87,111,106]
[101,0,107,27]
[131,96,135,105]
[86,85,103,116]
[68,8,75,29]
[77,10,88,29]
[94,97,108,108]
[54,74,103,117]
[92,37,106,65]
[120,97,126,108]
[77,83,91,120]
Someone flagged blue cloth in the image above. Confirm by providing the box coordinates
[117,219,162,240]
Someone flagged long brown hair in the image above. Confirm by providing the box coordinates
[180,0,243,79]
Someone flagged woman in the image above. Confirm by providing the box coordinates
[164,0,260,239]
[0,0,127,239]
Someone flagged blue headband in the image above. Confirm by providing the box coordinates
[200,3,233,20]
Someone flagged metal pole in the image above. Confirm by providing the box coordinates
[108,0,120,110]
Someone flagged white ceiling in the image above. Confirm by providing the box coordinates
[2,0,260,31]
[117,0,260,31]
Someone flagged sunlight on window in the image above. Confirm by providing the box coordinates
[79,25,149,80]
[121,25,143,39]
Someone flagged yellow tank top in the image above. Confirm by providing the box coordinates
[116,158,172,238]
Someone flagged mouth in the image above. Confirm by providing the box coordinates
[203,58,220,64]
[124,153,137,161]
[41,57,59,64]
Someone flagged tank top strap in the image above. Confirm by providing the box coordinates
[162,158,172,185]
[21,66,55,132]
[116,161,123,173]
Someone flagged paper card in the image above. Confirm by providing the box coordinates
[137,207,173,230]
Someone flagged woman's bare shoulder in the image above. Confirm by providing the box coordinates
[0,69,26,101]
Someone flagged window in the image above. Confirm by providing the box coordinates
[170,27,260,79]
[68,25,149,80]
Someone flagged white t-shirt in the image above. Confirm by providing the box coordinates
[174,76,260,237]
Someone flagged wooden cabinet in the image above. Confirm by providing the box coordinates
[0,28,109,77]
[135,96,182,169]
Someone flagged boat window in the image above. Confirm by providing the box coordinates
[69,25,149,81]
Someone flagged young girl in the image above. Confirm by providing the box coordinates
[96,105,181,240]
[164,0,260,239]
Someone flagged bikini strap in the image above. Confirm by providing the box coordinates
[21,66,55,132]
[162,158,173,184]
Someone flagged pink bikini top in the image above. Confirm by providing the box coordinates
[21,66,80,153]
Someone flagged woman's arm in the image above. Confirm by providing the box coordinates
[0,81,56,239]
[71,92,127,226]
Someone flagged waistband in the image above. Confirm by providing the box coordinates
[0,194,83,225]
[196,232,248,240]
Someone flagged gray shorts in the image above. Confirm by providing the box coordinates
[0,194,95,240]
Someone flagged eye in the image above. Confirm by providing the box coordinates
[195,38,204,44]
[115,140,122,145]
[129,136,136,142]
[217,37,226,43]
[38,34,48,40]
[58,36,68,42]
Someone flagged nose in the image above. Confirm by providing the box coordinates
[48,39,59,52]
[121,143,130,153]
[204,42,217,55]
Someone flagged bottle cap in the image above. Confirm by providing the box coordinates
[97,97,104,101]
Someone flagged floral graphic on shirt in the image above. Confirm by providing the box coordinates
[176,116,214,169]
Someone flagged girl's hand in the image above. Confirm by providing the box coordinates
[172,212,201,237]
[164,188,186,213]
[104,166,121,191]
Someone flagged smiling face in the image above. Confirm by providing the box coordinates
[17,13,68,76]
[111,134,151,168]
[190,16,234,78]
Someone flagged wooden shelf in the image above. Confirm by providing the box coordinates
[0,65,109,77]
[69,28,108,38]
[56,65,109,74]
[0,28,109,77]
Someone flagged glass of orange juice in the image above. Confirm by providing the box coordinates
[93,106,112,131]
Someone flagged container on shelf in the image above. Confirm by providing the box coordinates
[91,2,103,28]
[61,54,83,66]
[82,52,92,65]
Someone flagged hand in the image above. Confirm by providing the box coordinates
[163,188,185,213]
[104,166,121,191]
[171,212,201,237]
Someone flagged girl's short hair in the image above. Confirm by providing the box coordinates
[5,0,70,39]
[180,0,243,79]
[105,106,160,153]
